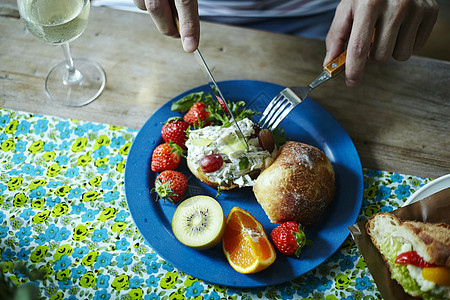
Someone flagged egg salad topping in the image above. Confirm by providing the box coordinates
[186,118,272,187]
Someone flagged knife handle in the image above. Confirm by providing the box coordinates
[169,0,181,33]
[323,50,346,77]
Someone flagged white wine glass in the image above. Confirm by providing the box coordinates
[17,0,106,106]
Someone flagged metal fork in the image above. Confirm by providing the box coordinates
[259,50,347,131]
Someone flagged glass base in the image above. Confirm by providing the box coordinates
[45,58,106,107]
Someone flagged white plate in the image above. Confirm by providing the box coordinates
[403,174,450,206]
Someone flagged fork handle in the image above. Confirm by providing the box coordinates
[324,50,346,77]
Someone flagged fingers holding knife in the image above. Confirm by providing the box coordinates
[133,0,200,52]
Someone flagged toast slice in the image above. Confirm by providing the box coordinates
[187,157,238,190]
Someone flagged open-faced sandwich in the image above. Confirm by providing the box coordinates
[167,91,281,191]
[186,117,276,190]
[367,213,450,299]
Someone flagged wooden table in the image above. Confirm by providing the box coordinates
[1,5,449,179]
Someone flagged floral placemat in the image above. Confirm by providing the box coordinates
[0,109,430,300]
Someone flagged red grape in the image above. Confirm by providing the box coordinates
[258,129,275,153]
[200,154,223,173]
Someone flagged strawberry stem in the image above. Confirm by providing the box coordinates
[168,141,186,158]
[151,178,178,203]
[293,224,308,257]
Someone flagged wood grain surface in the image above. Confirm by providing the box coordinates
[1,6,449,179]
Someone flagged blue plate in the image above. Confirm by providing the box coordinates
[124,80,363,287]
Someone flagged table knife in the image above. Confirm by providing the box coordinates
[168,1,249,150]
[193,49,250,150]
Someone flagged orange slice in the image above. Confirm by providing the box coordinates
[222,207,276,274]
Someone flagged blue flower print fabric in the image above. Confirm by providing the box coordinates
[0,109,430,300]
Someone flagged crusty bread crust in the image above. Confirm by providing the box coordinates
[366,213,450,268]
[253,141,335,226]
[403,220,450,267]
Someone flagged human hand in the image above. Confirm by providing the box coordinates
[324,0,438,87]
[133,0,200,52]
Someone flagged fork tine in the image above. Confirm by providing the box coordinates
[259,94,282,127]
[259,87,303,130]
[264,97,291,129]
[260,94,289,129]
[268,102,295,131]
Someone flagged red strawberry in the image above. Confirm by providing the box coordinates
[183,102,210,126]
[216,96,229,115]
[271,221,307,256]
[152,170,187,203]
[151,142,184,172]
[161,117,190,149]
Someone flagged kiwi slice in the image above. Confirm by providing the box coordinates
[172,195,225,250]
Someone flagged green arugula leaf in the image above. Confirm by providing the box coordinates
[239,157,250,170]
[171,91,286,146]
[171,92,212,113]
[272,127,287,148]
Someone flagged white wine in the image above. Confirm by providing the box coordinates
[19,0,90,45]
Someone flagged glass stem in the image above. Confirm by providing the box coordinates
[61,43,83,85]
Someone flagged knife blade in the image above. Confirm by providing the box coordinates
[193,49,250,150]
[168,0,249,151]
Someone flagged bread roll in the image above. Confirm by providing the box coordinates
[253,141,335,226]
